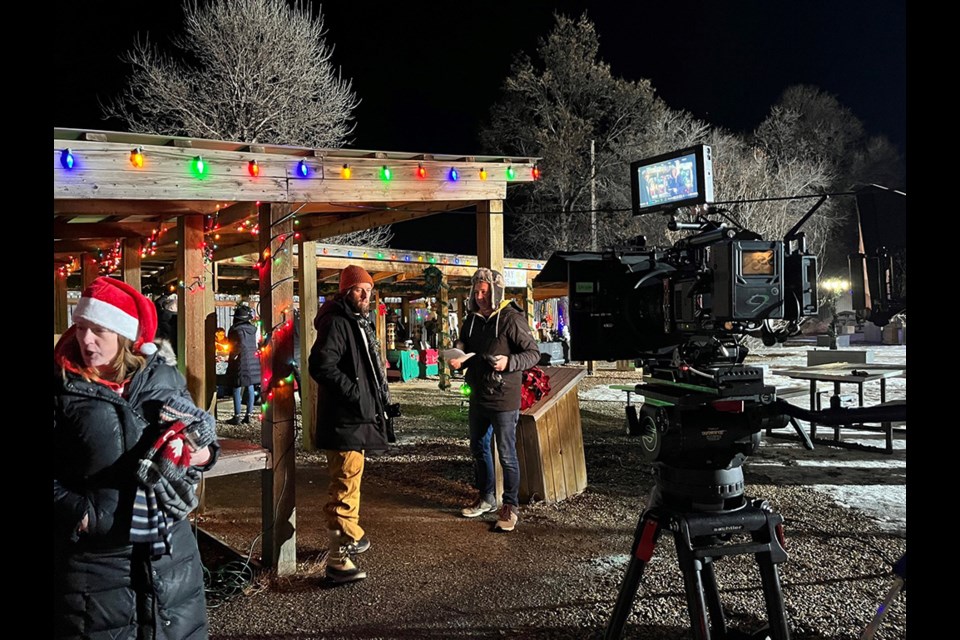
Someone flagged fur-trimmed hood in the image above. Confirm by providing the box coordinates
[466,268,506,313]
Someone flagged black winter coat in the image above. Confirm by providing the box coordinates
[226,320,261,388]
[459,301,541,412]
[309,297,390,452]
[53,344,212,640]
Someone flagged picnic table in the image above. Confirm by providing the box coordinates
[771,363,906,453]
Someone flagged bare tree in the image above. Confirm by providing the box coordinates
[752,85,905,274]
[479,13,660,258]
[104,0,392,247]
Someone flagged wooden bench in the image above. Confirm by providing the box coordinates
[516,367,588,504]
[203,438,272,478]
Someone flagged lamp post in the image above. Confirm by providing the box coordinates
[821,277,850,350]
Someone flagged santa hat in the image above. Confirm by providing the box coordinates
[73,277,159,356]
[339,265,374,293]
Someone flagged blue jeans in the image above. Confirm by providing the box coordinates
[468,404,521,507]
[233,385,256,417]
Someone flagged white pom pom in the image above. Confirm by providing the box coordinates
[140,342,158,355]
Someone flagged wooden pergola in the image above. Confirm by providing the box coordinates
[53,127,540,573]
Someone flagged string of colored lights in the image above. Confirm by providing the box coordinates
[56,147,542,182]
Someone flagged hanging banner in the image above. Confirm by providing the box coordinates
[504,268,527,288]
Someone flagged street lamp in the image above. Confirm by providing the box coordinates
[820,277,850,349]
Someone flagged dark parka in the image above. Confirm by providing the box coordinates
[458,273,541,412]
[53,338,212,640]
[309,296,391,452]
[225,310,261,388]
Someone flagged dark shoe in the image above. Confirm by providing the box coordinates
[461,498,497,518]
[325,562,367,584]
[344,536,371,555]
[242,414,251,424]
[226,415,241,426]
[495,504,518,532]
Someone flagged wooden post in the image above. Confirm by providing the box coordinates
[476,199,504,273]
[80,253,98,290]
[121,238,142,292]
[177,215,207,407]
[525,278,536,334]
[374,289,386,363]
[401,297,410,343]
[298,239,318,452]
[438,273,451,390]
[54,267,69,335]
[259,203,297,575]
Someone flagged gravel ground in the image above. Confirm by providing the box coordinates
[197,342,907,639]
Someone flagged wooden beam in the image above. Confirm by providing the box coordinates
[298,208,441,242]
[371,271,398,283]
[298,239,318,452]
[178,215,208,407]
[259,203,297,576]
[317,268,340,282]
[54,221,160,240]
[54,268,69,335]
[81,253,99,289]
[476,199,504,273]
[121,238,142,291]
[212,201,259,228]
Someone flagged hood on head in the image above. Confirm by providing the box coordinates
[466,268,505,313]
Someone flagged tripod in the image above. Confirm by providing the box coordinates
[604,465,791,640]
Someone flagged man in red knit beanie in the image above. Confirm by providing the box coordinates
[309,265,394,583]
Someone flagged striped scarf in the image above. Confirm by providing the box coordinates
[130,485,171,557]
[129,397,216,557]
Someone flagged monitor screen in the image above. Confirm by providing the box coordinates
[630,145,714,215]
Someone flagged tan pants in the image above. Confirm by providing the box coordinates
[324,450,365,542]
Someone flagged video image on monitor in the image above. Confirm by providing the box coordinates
[636,152,699,210]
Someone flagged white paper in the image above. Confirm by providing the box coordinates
[441,348,475,362]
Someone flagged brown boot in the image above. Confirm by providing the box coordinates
[325,530,367,584]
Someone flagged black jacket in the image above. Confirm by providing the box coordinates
[459,301,541,412]
[226,320,261,388]
[309,297,390,452]
[53,339,213,639]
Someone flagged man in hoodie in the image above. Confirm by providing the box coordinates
[449,268,540,532]
[309,265,394,583]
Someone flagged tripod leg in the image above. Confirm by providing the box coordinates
[604,513,660,640]
[700,557,728,638]
[675,540,713,640]
[789,417,815,450]
[755,553,791,640]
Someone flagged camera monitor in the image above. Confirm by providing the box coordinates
[630,144,715,215]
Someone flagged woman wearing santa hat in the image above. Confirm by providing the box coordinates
[54,277,218,639]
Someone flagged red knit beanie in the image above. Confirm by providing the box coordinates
[73,276,159,355]
[339,265,374,293]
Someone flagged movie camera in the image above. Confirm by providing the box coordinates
[536,144,832,639]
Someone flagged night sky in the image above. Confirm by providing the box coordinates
[53,1,907,253]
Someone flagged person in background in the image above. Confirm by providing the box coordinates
[292,307,303,402]
[309,265,395,583]
[155,293,179,354]
[449,268,540,532]
[225,304,261,425]
[214,326,230,361]
[54,276,218,639]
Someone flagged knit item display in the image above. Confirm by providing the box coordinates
[72,276,159,356]
[339,265,374,293]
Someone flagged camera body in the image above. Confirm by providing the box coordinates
[563,230,818,365]
[534,146,820,473]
